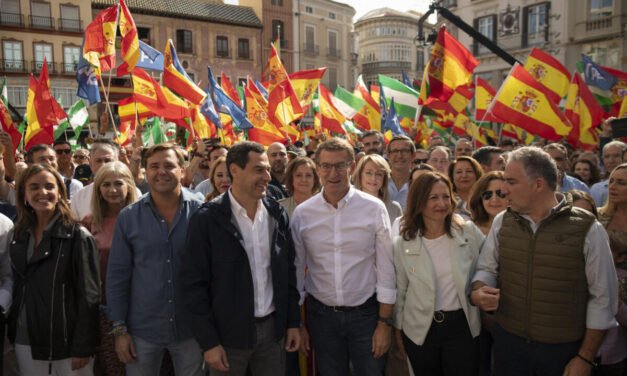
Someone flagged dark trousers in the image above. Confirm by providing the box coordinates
[402,310,479,376]
[306,296,385,376]
[492,324,581,376]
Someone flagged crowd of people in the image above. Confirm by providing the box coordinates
[0,121,625,376]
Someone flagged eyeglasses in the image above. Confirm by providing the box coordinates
[318,161,350,173]
[414,158,428,164]
[55,149,72,155]
[481,189,507,201]
[389,149,413,156]
[73,155,88,160]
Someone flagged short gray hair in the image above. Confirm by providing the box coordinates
[603,140,627,155]
[90,139,119,159]
[508,146,558,191]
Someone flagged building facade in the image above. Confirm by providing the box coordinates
[440,0,626,88]
[293,0,356,91]
[0,0,90,115]
[355,8,432,88]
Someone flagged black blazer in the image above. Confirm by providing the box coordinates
[179,193,300,351]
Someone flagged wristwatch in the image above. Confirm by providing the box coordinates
[378,316,393,326]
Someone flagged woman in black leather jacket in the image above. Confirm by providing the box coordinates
[8,163,100,375]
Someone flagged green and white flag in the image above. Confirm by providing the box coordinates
[378,74,419,119]
[54,100,89,140]
[0,77,7,105]
[142,117,166,146]
[332,86,366,119]
[342,120,362,136]
[163,121,177,142]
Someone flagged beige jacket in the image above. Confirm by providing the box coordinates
[393,221,484,345]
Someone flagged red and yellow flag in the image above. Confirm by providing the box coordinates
[523,48,570,104]
[163,40,206,105]
[83,5,117,76]
[0,98,21,152]
[189,103,212,139]
[474,77,502,123]
[245,85,285,145]
[353,76,380,131]
[603,65,627,117]
[221,73,241,104]
[565,73,605,150]
[267,43,289,92]
[131,67,169,117]
[119,0,140,72]
[115,121,136,146]
[423,26,479,104]
[289,68,326,111]
[267,79,303,129]
[118,96,153,125]
[162,86,191,121]
[246,76,267,109]
[318,85,346,135]
[490,64,571,141]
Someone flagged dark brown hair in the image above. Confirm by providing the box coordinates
[447,156,484,192]
[572,159,601,186]
[15,164,76,235]
[143,143,186,167]
[400,172,461,241]
[568,189,598,218]
[468,171,505,226]
[284,157,321,195]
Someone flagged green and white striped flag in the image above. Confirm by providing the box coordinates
[332,86,366,119]
[342,120,363,136]
[54,100,89,140]
[0,77,7,105]
[378,74,419,119]
[142,117,166,146]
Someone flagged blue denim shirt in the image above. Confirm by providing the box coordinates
[107,189,203,345]
[560,174,590,194]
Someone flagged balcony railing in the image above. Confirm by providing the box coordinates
[0,12,23,27]
[215,48,231,59]
[32,60,56,74]
[303,43,319,56]
[29,15,55,30]
[61,62,78,74]
[362,61,411,73]
[59,18,82,32]
[0,59,27,73]
[327,48,341,59]
[573,14,624,41]
[237,50,251,60]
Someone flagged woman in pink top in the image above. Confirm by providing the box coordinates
[84,161,139,376]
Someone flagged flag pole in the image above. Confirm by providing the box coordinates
[98,75,119,137]
[103,1,122,130]
[280,84,290,140]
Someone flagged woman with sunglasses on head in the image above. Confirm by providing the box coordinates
[468,171,508,236]
[9,164,100,375]
[394,172,484,376]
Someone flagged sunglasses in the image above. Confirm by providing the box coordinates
[414,158,428,164]
[481,189,507,201]
[55,149,72,155]
[73,154,88,160]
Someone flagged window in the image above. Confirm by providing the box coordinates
[304,25,316,54]
[589,0,613,19]
[176,29,193,53]
[523,2,549,47]
[187,72,195,82]
[305,6,313,13]
[138,27,151,44]
[582,40,620,67]
[34,43,53,71]
[271,0,283,6]
[2,40,23,71]
[238,38,250,59]
[328,67,337,91]
[474,15,497,55]
[328,12,335,19]
[31,1,52,29]
[7,86,28,107]
[60,4,80,32]
[327,30,338,58]
[1,0,22,25]
[63,45,80,73]
[216,36,229,58]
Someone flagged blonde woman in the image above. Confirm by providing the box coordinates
[205,156,231,202]
[353,154,402,223]
[85,161,139,376]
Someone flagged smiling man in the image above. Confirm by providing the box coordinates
[180,141,301,376]
[386,136,416,208]
[471,146,617,376]
[291,138,396,376]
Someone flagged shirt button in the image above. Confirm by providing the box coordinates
[168,300,172,303]
[166,259,171,263]
[167,280,171,283]
[161,219,165,223]
[169,318,174,322]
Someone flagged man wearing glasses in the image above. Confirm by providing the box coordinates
[291,138,396,376]
[73,148,90,165]
[53,139,76,180]
[386,136,416,208]
[360,131,385,156]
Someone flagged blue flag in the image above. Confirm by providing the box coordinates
[207,66,253,130]
[401,70,412,87]
[254,79,269,100]
[200,88,222,128]
[76,45,100,105]
[383,98,406,136]
[582,55,617,91]
[136,40,164,72]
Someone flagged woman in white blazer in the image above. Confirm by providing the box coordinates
[393,172,484,376]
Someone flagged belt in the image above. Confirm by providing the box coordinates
[308,294,377,312]
[254,312,274,323]
[433,309,465,324]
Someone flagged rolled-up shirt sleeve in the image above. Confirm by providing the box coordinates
[375,205,396,305]
[472,212,503,288]
[583,221,618,330]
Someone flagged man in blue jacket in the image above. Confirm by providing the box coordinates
[180,141,301,376]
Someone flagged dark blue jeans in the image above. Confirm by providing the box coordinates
[492,324,581,376]
[306,297,385,376]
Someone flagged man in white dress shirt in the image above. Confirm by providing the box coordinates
[291,138,396,376]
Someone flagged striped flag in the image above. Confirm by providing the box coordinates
[523,48,570,104]
[353,75,380,131]
[83,5,117,76]
[332,86,365,119]
[378,74,419,119]
[474,77,501,123]
[119,0,140,72]
[289,68,326,110]
[318,85,346,135]
[163,39,206,105]
[565,73,604,150]
[54,100,89,140]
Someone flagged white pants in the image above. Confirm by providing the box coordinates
[14,344,94,376]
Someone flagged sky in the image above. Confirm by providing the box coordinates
[224,0,433,21]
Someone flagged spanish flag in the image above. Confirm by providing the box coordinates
[119,0,140,72]
[83,5,117,76]
[245,85,285,145]
[162,86,191,121]
[131,67,169,117]
[353,75,380,131]
[423,26,479,104]
[318,85,346,135]
[267,79,303,129]
[115,120,136,146]
[189,103,212,139]
[523,48,570,104]
[246,76,268,109]
[289,68,326,110]
[474,77,501,123]
[25,75,54,149]
[163,40,206,105]
[221,73,241,105]
[118,96,153,125]
[489,63,571,141]
[267,43,289,92]
[565,73,604,150]
[0,96,21,152]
